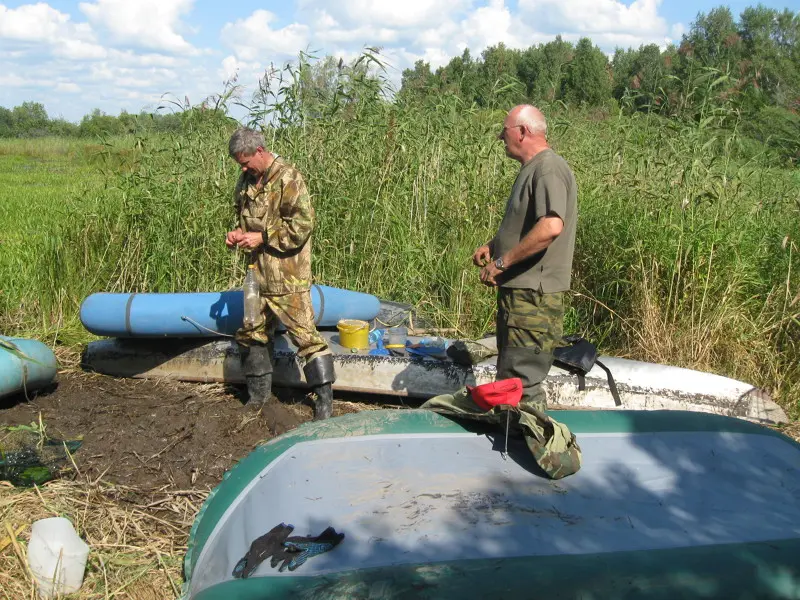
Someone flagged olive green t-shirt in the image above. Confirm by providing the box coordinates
[493,149,577,292]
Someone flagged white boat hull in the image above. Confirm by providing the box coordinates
[81,332,787,424]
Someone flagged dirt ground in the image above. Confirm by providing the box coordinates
[0,369,390,491]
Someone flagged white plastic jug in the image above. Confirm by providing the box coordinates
[27,517,89,598]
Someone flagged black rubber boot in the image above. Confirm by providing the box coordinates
[240,342,274,407]
[313,383,333,421]
[303,354,336,421]
[245,373,273,407]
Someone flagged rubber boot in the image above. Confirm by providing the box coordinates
[303,354,336,421]
[313,383,333,421]
[240,342,274,407]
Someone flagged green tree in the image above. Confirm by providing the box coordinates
[476,43,525,107]
[12,101,49,136]
[611,48,637,100]
[0,106,13,137]
[532,36,573,102]
[437,49,480,102]
[517,46,544,99]
[400,60,436,102]
[566,38,611,106]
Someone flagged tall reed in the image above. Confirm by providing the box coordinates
[0,54,797,414]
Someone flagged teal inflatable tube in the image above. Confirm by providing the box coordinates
[0,336,57,399]
[80,285,381,338]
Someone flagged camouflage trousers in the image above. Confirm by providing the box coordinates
[235,290,330,363]
[496,288,564,411]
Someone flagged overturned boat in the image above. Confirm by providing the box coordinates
[181,408,800,599]
[82,328,787,424]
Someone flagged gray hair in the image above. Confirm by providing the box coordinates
[228,127,265,157]
[514,105,547,136]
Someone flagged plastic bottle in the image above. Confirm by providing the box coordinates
[243,264,260,328]
[27,517,90,598]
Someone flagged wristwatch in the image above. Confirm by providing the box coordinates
[494,257,507,271]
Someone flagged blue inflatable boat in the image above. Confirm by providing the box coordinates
[80,285,381,338]
[0,336,57,399]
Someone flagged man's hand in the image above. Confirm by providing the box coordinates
[226,228,244,248]
[472,244,492,267]
[236,232,264,250]
[480,262,503,287]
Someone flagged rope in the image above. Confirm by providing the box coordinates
[502,410,510,461]
[313,284,325,326]
[180,316,235,338]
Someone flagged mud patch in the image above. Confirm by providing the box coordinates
[0,371,322,490]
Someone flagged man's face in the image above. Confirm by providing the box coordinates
[234,148,266,178]
[498,118,523,159]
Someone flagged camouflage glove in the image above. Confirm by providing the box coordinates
[274,526,345,572]
[232,523,294,579]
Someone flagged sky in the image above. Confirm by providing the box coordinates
[1,0,797,122]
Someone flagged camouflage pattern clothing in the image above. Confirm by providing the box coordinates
[496,288,564,411]
[235,291,330,361]
[421,388,582,479]
[234,157,329,361]
[235,157,315,295]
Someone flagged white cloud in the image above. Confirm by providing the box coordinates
[220,55,241,81]
[0,73,30,87]
[0,4,106,59]
[518,0,669,44]
[79,0,197,54]
[55,38,107,60]
[0,3,69,41]
[671,23,686,41]
[459,0,521,51]
[55,82,80,93]
[221,10,310,61]
[301,0,471,29]
[108,49,187,68]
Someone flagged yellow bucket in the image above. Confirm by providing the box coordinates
[337,319,369,350]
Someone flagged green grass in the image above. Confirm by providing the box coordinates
[0,81,797,417]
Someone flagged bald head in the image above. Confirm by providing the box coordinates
[506,105,547,137]
[500,104,549,164]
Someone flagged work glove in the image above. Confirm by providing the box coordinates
[232,523,294,579]
[274,526,345,572]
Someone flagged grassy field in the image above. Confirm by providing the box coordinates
[0,96,798,416]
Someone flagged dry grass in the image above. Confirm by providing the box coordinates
[775,421,800,444]
[0,478,208,599]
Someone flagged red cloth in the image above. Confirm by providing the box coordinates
[467,378,522,411]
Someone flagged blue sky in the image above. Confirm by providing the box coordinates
[1,0,797,122]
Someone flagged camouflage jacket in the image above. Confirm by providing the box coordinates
[235,157,315,294]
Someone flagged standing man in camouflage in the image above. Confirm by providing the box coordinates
[226,127,335,420]
[473,105,577,411]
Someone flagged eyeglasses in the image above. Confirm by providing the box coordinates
[498,125,523,140]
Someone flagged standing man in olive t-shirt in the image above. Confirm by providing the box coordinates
[473,105,577,411]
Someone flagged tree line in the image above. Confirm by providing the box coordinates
[400,5,799,161]
[0,102,184,138]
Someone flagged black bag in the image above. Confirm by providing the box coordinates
[553,335,621,406]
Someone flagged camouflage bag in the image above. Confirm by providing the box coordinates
[421,388,581,480]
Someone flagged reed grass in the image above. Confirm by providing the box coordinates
[0,478,204,599]
[0,58,797,415]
